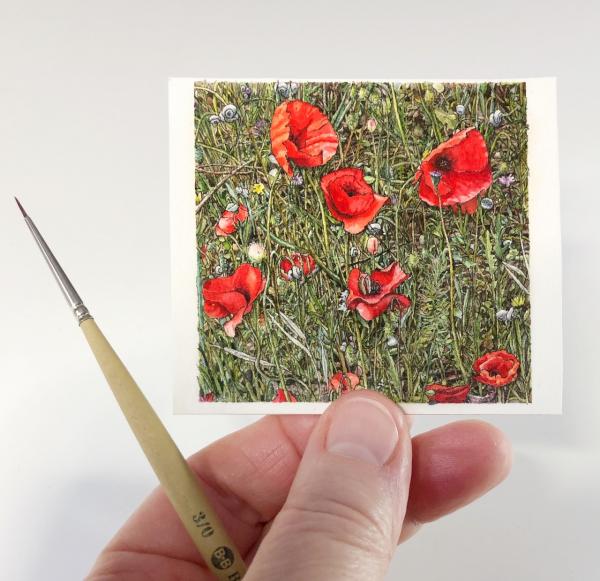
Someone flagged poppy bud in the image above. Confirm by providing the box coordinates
[366,117,378,132]
[366,236,380,255]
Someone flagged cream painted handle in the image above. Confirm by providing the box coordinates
[80,318,246,580]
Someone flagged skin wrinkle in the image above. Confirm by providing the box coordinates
[91,549,205,581]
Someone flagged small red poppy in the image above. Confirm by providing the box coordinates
[215,204,249,237]
[321,168,389,234]
[280,252,316,281]
[202,263,265,337]
[199,392,215,402]
[424,383,471,403]
[347,262,411,321]
[270,100,339,176]
[414,128,492,214]
[473,350,520,387]
[328,372,362,394]
[272,388,298,402]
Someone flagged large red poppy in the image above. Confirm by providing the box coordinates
[473,350,520,387]
[347,262,411,321]
[424,383,471,403]
[202,263,265,337]
[272,388,298,402]
[321,168,389,234]
[270,100,338,176]
[414,128,492,214]
[215,204,248,237]
[328,372,362,394]
[280,252,316,281]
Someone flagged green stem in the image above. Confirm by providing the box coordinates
[437,204,468,379]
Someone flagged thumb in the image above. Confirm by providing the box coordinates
[246,391,411,581]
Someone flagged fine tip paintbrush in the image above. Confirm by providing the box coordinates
[16,197,246,580]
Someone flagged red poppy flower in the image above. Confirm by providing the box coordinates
[424,383,471,403]
[347,262,411,321]
[202,263,265,337]
[270,100,339,176]
[414,128,492,214]
[215,204,249,237]
[473,350,520,387]
[280,252,316,281]
[199,392,215,402]
[321,168,389,234]
[272,388,298,402]
[328,372,362,394]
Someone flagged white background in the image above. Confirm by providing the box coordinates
[0,1,598,579]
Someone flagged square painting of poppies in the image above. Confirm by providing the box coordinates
[191,80,534,407]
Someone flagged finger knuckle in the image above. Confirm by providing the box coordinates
[280,493,393,558]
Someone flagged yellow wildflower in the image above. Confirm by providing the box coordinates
[511,295,526,308]
[251,183,266,195]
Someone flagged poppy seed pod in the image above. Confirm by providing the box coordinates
[366,222,382,236]
[219,104,239,123]
[481,197,494,210]
[241,84,252,100]
[275,80,291,99]
[489,109,503,127]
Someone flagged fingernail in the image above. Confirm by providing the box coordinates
[326,397,400,466]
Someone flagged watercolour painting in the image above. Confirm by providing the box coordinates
[170,79,562,414]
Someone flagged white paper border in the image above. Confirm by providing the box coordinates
[170,78,562,415]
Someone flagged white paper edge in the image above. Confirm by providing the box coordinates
[170,77,563,415]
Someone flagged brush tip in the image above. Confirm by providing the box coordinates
[14,197,27,217]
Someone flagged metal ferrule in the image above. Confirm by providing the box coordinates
[24,215,93,325]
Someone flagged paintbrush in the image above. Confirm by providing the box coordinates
[15,198,246,580]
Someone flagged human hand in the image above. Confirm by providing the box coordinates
[87,391,511,580]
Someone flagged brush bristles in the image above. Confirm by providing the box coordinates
[14,197,27,217]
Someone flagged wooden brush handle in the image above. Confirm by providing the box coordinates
[80,318,246,580]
